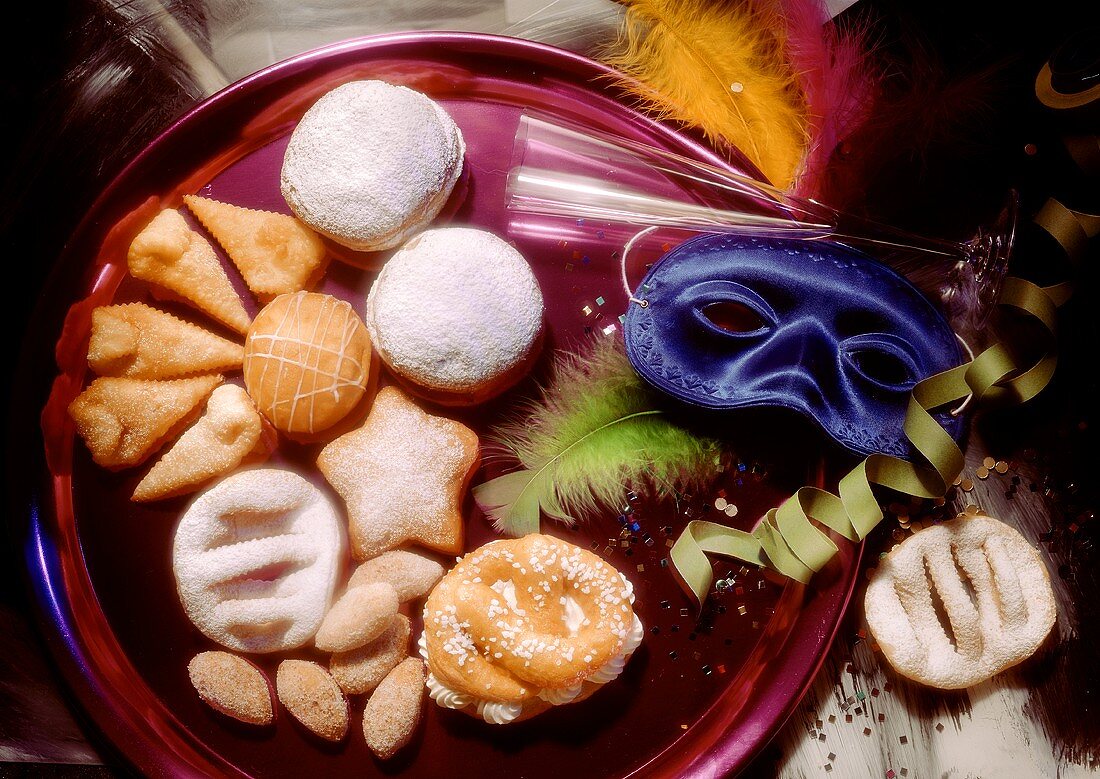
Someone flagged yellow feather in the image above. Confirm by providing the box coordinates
[600,0,809,190]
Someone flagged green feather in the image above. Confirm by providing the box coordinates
[473,336,721,536]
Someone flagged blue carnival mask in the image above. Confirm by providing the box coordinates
[623,234,964,458]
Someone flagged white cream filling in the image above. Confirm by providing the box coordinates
[420,575,644,725]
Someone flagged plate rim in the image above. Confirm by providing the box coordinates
[9,30,862,779]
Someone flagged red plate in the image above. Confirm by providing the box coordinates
[15,32,860,778]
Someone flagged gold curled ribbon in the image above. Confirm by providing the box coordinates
[1034,198,1100,264]
[671,275,1072,607]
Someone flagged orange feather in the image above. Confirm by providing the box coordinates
[600,0,810,190]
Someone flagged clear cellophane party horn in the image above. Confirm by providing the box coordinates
[507,113,1016,347]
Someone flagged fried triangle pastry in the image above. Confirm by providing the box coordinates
[127,208,251,334]
[184,195,327,299]
[88,303,243,379]
[133,384,265,501]
[68,374,223,469]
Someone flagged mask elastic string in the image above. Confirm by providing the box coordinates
[950,333,977,416]
[621,226,660,308]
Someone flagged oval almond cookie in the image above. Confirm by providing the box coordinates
[276,659,349,741]
[331,614,411,695]
[315,582,399,653]
[348,550,444,602]
[188,651,273,725]
[363,657,426,759]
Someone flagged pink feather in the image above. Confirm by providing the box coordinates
[781,0,874,199]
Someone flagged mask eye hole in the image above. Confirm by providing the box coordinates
[849,348,914,387]
[841,334,921,390]
[701,301,768,335]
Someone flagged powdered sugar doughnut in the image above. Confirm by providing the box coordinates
[280,81,464,252]
[173,468,346,653]
[366,227,544,405]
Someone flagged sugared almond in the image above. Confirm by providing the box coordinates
[315,581,399,653]
[276,659,349,741]
[348,550,444,602]
[330,614,411,695]
[188,651,273,725]
[363,657,426,759]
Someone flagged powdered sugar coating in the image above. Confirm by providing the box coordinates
[172,468,346,653]
[366,227,544,395]
[280,81,464,252]
[864,513,1056,689]
[317,386,478,560]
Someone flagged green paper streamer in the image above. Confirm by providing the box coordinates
[670,275,1070,607]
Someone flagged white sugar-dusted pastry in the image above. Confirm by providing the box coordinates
[366,227,544,405]
[280,80,464,252]
[173,468,346,653]
[420,534,644,724]
[865,513,1056,689]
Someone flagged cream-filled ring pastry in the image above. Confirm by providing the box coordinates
[420,534,644,724]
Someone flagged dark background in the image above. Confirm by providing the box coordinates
[2,1,1098,776]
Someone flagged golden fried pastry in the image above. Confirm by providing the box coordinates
[315,582,399,653]
[276,660,349,742]
[362,658,426,759]
[127,208,251,334]
[173,469,346,653]
[68,374,222,469]
[317,386,478,560]
[347,550,445,603]
[420,535,644,724]
[330,615,411,695]
[184,195,327,299]
[188,651,274,726]
[865,513,1056,689]
[132,384,265,502]
[243,291,371,439]
[88,303,243,379]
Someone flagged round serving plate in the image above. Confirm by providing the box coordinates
[11,32,860,779]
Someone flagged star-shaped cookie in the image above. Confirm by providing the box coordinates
[318,386,479,560]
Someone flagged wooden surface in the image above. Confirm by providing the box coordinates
[3,1,1097,777]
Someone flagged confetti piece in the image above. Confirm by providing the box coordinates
[936,723,944,732]
[863,727,872,736]
[900,735,908,744]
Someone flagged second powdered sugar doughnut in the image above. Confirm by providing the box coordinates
[366,227,545,405]
[280,80,465,252]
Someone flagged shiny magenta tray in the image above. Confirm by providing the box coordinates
[13,32,860,778]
